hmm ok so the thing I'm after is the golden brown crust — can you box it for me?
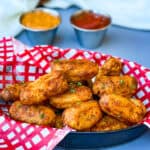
[99,94,146,124]
[51,59,99,82]
[91,115,128,132]
[9,101,56,125]
[49,86,92,109]
[20,71,68,105]
[63,101,102,130]
[93,75,137,97]
[0,82,28,102]
[96,57,123,79]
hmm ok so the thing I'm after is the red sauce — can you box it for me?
[71,11,111,30]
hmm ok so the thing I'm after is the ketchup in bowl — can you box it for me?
[71,10,111,30]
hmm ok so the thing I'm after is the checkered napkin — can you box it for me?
[0,37,150,150]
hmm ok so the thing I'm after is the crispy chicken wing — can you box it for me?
[99,94,146,124]
[93,75,137,97]
[49,85,92,109]
[63,101,102,130]
[91,115,128,132]
[51,59,99,82]
[96,57,123,80]
[9,101,56,125]
[20,71,68,105]
[0,82,27,102]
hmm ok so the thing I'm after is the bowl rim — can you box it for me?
[70,9,112,32]
[69,123,147,134]
[19,7,61,32]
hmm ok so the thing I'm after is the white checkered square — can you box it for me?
[16,146,24,150]
[20,134,26,140]
[32,135,41,144]
[5,75,12,81]
[34,54,41,60]
[21,123,29,128]
[64,49,76,58]
[7,132,15,140]
[0,116,5,124]
[27,127,34,135]
[29,66,36,73]
[40,128,50,138]
[139,77,146,85]
[28,76,35,81]
[51,51,59,57]
[11,139,19,145]
[135,69,140,75]
[137,90,145,98]
[40,60,47,68]
[15,127,21,133]
[40,145,47,150]
[143,99,149,105]
[25,141,32,149]
[16,66,25,72]
[146,72,150,80]
[123,65,130,73]
[2,124,9,132]
[145,86,150,93]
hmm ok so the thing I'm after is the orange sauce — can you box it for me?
[21,10,60,30]
[71,11,111,30]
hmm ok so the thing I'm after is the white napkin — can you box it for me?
[0,0,39,38]
[45,0,150,30]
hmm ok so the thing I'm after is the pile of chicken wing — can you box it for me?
[0,58,146,132]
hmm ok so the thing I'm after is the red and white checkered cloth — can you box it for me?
[0,37,150,150]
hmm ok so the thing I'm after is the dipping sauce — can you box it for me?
[21,10,60,30]
[71,11,111,30]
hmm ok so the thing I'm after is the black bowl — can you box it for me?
[57,124,147,149]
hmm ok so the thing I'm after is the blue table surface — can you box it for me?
[16,6,150,150]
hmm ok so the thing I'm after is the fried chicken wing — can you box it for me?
[91,115,128,132]
[63,101,102,130]
[96,57,123,80]
[99,94,146,124]
[93,75,137,97]
[20,71,68,105]
[9,101,56,125]
[49,85,92,109]
[51,59,99,82]
[0,82,27,102]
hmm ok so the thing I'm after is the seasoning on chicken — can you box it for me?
[99,94,146,124]
[9,101,56,125]
[20,71,68,105]
[63,101,102,130]
[93,75,137,98]
[51,59,99,82]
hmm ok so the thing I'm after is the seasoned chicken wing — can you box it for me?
[93,75,137,97]
[51,59,99,82]
[91,115,128,132]
[63,101,102,130]
[49,85,92,109]
[20,71,68,105]
[0,82,27,102]
[99,94,146,124]
[96,57,123,80]
[9,101,56,125]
